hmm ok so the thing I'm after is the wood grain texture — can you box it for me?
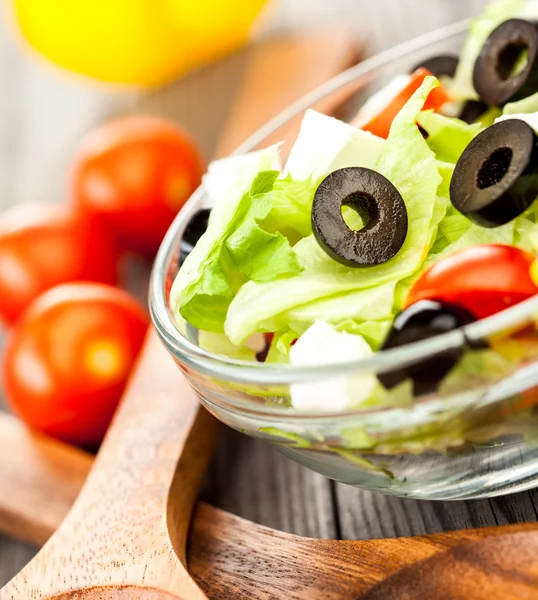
[0,414,92,547]
[359,532,538,599]
[2,414,538,599]
[1,334,217,599]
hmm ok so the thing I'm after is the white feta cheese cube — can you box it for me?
[285,110,385,181]
[289,321,377,412]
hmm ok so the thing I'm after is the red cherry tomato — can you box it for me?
[71,116,205,256]
[405,244,538,319]
[356,68,451,139]
[0,204,118,325]
[3,283,148,449]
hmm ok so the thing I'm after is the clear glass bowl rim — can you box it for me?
[150,18,538,391]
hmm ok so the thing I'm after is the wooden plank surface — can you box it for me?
[6,0,532,587]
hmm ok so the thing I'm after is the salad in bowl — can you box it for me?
[152,0,538,499]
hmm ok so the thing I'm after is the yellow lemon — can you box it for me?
[12,0,268,86]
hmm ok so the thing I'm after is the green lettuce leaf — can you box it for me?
[198,331,258,361]
[450,0,538,101]
[225,78,442,344]
[265,330,299,363]
[504,91,538,114]
[225,170,301,281]
[259,174,319,242]
[335,319,393,350]
[475,106,503,127]
[417,110,482,163]
[171,147,302,333]
[286,281,396,327]
[426,204,515,264]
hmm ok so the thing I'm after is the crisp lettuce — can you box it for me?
[171,147,302,332]
[198,331,258,361]
[225,171,301,282]
[504,91,538,114]
[265,330,299,363]
[259,174,319,242]
[426,204,515,264]
[475,106,503,127]
[417,110,482,163]
[335,319,393,350]
[225,78,442,344]
[450,0,538,101]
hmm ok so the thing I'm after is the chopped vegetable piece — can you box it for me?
[311,167,408,267]
[289,321,376,412]
[473,19,538,106]
[286,109,385,180]
[224,77,441,345]
[406,244,538,319]
[450,0,538,101]
[450,119,538,227]
[359,68,451,138]
[379,300,476,395]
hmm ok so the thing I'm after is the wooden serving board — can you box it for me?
[1,30,538,600]
[1,351,538,600]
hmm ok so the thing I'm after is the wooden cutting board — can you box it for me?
[1,30,538,600]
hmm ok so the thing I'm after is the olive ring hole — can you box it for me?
[496,41,529,80]
[341,193,379,232]
[476,146,513,189]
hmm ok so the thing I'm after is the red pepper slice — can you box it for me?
[357,68,451,139]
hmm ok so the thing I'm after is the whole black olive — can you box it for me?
[378,300,476,395]
[180,209,210,264]
[311,167,408,267]
[473,19,538,106]
[450,119,538,227]
[412,54,459,79]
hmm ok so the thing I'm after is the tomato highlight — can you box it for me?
[3,283,148,449]
[0,205,118,325]
[405,244,538,320]
[71,116,204,256]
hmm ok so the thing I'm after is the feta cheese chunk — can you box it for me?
[202,144,282,208]
[289,321,377,412]
[285,110,385,181]
[495,112,538,132]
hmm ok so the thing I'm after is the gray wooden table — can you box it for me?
[4,0,536,586]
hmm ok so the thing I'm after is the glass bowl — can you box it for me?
[150,20,538,500]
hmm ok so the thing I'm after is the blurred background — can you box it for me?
[0,0,487,207]
[0,0,490,584]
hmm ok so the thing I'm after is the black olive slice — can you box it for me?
[311,167,408,267]
[473,19,538,106]
[180,208,210,263]
[459,100,489,124]
[378,300,476,395]
[450,119,538,227]
[411,54,459,79]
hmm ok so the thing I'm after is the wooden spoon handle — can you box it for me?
[1,332,217,599]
